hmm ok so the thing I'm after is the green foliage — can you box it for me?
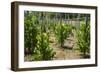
[24,11,55,61]
[24,11,91,61]
[24,11,38,54]
[33,33,56,61]
[55,24,72,47]
[76,23,90,57]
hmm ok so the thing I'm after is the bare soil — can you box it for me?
[49,31,83,60]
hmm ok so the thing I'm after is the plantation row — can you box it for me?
[24,11,90,61]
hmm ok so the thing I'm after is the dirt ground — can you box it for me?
[24,33,82,61]
[49,31,83,60]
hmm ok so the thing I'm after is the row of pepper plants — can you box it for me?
[24,11,90,60]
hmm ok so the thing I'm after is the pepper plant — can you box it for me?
[24,11,38,55]
[33,32,56,61]
[55,24,72,47]
[76,23,90,57]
